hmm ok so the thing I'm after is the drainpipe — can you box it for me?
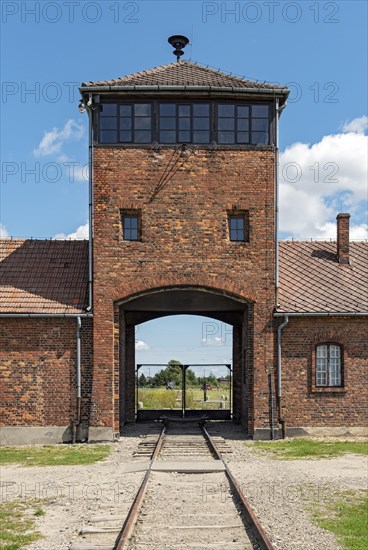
[87,105,93,312]
[277,314,289,438]
[269,369,275,440]
[72,316,82,443]
[274,98,288,306]
[78,92,94,312]
[275,97,280,307]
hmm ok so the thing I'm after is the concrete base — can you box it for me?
[88,426,115,442]
[253,428,273,440]
[253,426,368,440]
[0,425,87,445]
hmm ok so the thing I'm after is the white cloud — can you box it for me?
[0,224,9,238]
[312,222,368,240]
[53,222,89,240]
[34,119,84,158]
[201,336,226,346]
[136,340,149,351]
[280,116,368,239]
[342,115,368,135]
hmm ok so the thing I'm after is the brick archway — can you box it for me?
[116,285,253,433]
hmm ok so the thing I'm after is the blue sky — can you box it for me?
[1,0,367,364]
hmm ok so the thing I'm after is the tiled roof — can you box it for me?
[278,241,368,313]
[0,240,89,314]
[81,60,288,93]
[1,239,366,315]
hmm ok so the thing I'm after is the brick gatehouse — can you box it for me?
[1,58,367,444]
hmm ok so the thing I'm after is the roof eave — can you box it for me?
[80,84,289,103]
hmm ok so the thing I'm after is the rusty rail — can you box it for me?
[201,424,275,550]
[115,420,274,550]
[114,423,166,549]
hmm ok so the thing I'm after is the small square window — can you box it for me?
[228,212,248,242]
[121,210,141,241]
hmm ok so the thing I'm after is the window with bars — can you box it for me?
[228,212,248,242]
[316,344,342,387]
[121,210,141,241]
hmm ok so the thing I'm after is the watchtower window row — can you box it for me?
[98,101,271,146]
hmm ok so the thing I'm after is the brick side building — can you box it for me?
[0,60,367,444]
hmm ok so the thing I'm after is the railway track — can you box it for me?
[70,420,274,550]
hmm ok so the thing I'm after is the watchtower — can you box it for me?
[79,43,289,441]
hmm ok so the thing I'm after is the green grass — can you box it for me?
[312,491,368,549]
[0,501,42,549]
[137,387,231,410]
[0,444,111,467]
[250,439,368,459]
[138,388,179,409]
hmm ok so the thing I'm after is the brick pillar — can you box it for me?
[125,324,136,422]
[242,307,253,434]
[232,324,242,422]
[337,213,350,265]
[252,304,275,439]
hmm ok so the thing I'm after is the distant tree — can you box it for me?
[150,360,183,388]
[197,372,218,387]
[186,368,197,386]
[138,373,148,387]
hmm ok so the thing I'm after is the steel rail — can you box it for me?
[201,424,275,550]
[114,423,166,549]
[115,420,274,550]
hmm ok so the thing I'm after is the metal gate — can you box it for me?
[136,363,232,421]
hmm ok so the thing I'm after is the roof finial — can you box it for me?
[168,35,189,62]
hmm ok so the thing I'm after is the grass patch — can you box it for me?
[250,439,368,459]
[0,444,111,467]
[138,388,178,409]
[312,491,368,549]
[0,501,42,549]
[137,387,231,410]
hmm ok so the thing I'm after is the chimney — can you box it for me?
[336,213,350,265]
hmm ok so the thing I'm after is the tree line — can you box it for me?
[137,360,230,389]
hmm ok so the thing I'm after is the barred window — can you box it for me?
[316,344,342,387]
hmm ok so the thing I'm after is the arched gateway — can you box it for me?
[117,286,250,427]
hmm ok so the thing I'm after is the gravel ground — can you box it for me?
[1,422,366,549]
[209,422,368,550]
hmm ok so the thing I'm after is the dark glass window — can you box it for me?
[121,211,141,241]
[100,103,152,144]
[98,101,271,146]
[228,213,248,242]
[159,103,210,144]
[316,344,342,387]
[217,103,268,145]
[99,103,118,143]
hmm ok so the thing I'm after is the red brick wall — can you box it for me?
[92,147,276,434]
[0,318,93,427]
[280,317,368,427]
